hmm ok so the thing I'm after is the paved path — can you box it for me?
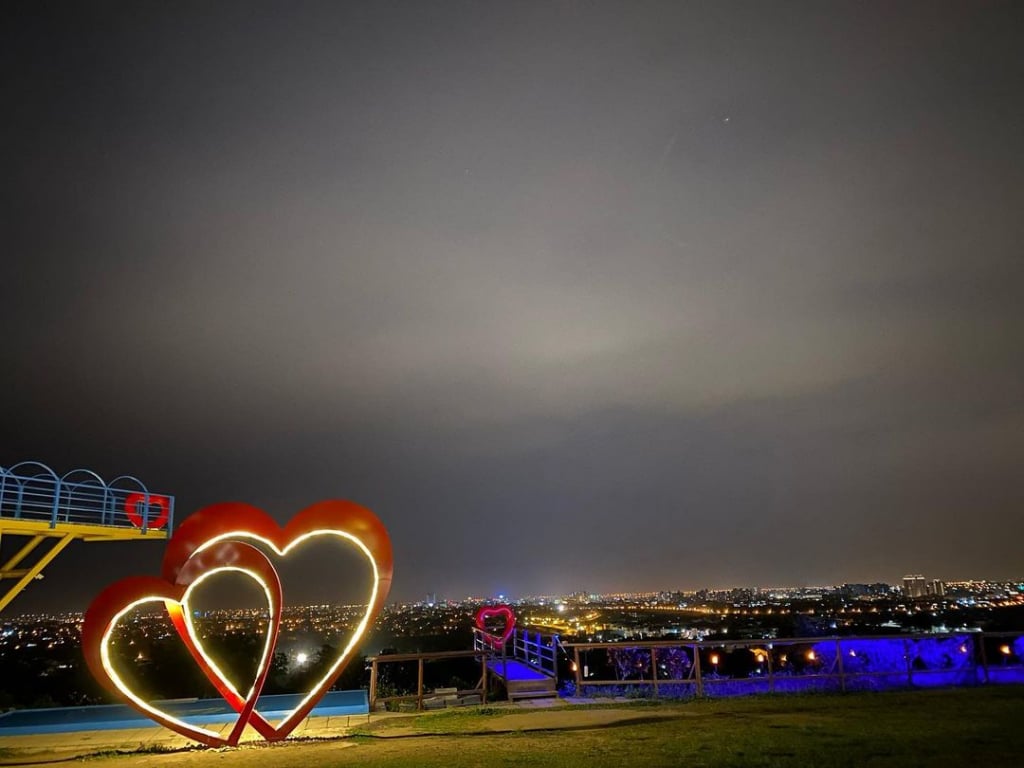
[0,700,646,765]
[0,712,378,764]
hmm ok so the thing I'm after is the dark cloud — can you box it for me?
[2,1,1022,611]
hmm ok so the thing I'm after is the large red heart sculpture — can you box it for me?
[475,605,516,649]
[82,541,282,747]
[82,499,393,746]
[159,499,393,741]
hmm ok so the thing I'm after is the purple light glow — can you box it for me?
[488,659,550,682]
[568,635,1024,700]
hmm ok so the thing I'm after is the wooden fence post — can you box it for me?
[903,637,913,687]
[481,652,489,704]
[574,646,582,692]
[693,644,704,697]
[835,638,846,692]
[978,634,990,684]
[417,658,425,710]
[369,658,378,710]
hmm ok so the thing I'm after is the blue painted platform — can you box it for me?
[487,659,551,682]
[0,690,368,736]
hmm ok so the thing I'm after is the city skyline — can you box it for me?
[3,1,1023,613]
[4,549,1023,615]
[6,575,1023,620]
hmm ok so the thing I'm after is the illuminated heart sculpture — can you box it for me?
[475,604,516,648]
[160,499,393,741]
[82,541,282,747]
[83,499,393,746]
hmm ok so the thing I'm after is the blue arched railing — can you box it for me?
[0,462,174,534]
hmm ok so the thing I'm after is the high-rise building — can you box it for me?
[902,575,945,599]
[903,575,928,599]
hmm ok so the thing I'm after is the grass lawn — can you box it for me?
[346,688,1023,767]
[8,686,1023,767]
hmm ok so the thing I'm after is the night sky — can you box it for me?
[3,1,1023,613]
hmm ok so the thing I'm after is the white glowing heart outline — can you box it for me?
[98,565,278,744]
[184,529,380,734]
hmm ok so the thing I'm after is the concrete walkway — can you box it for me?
[0,699,641,765]
[0,712,378,764]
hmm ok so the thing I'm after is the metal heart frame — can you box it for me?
[475,604,516,648]
[81,541,282,747]
[124,492,171,529]
[82,499,393,746]
[159,499,393,741]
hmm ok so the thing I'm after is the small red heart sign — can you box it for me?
[475,604,516,648]
[124,492,171,529]
[82,499,394,746]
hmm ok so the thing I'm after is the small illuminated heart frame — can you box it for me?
[475,604,516,648]
[82,541,282,747]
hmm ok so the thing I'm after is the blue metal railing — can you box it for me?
[0,462,174,533]
[473,627,559,678]
[513,628,559,678]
